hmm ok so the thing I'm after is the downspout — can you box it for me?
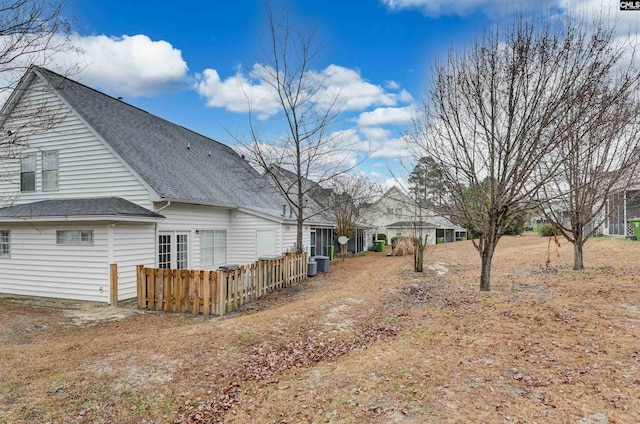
[156,200,171,214]
[154,200,171,267]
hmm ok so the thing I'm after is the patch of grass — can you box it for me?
[131,401,148,415]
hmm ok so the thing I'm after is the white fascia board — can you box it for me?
[0,215,163,223]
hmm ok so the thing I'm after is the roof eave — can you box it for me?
[0,215,164,223]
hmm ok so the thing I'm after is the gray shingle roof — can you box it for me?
[266,165,336,225]
[0,197,163,219]
[386,220,437,228]
[34,67,287,217]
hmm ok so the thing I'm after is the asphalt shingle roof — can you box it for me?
[34,67,287,217]
[386,220,437,228]
[0,197,163,218]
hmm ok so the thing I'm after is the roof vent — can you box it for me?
[187,142,191,150]
[117,96,123,101]
[208,151,211,157]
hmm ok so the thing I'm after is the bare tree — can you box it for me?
[329,174,379,260]
[541,32,640,270]
[410,15,620,291]
[0,0,74,206]
[245,1,360,254]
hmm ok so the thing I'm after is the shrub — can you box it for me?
[504,214,526,235]
[539,224,559,237]
[390,236,405,249]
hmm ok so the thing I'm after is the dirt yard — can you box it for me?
[1,232,639,423]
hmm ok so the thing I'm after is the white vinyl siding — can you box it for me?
[0,76,152,208]
[0,230,9,257]
[112,223,155,301]
[0,223,109,302]
[42,151,59,191]
[200,230,226,267]
[228,211,284,265]
[281,224,310,254]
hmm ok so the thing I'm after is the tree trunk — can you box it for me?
[415,246,423,272]
[296,215,304,254]
[573,239,584,270]
[479,237,497,291]
[414,237,425,272]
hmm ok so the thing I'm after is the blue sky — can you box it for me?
[47,0,640,188]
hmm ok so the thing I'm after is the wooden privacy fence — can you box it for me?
[137,253,307,316]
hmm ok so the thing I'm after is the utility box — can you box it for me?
[218,264,239,271]
[324,245,335,260]
[629,218,640,240]
[307,260,317,277]
[315,255,330,272]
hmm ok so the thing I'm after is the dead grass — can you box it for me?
[1,232,639,423]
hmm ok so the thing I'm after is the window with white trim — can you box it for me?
[20,153,36,192]
[0,230,9,257]
[158,234,171,269]
[176,234,188,269]
[42,151,58,191]
[56,230,93,245]
[200,230,226,267]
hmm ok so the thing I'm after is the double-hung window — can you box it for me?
[0,230,9,257]
[42,151,59,191]
[200,230,226,267]
[20,153,36,192]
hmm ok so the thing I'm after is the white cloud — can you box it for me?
[385,80,400,90]
[382,0,640,34]
[369,137,412,159]
[195,65,280,118]
[64,34,189,97]
[384,177,406,190]
[357,105,415,127]
[561,0,640,36]
[382,0,519,17]
[310,65,411,111]
[0,33,189,102]
[196,63,412,118]
[359,127,412,159]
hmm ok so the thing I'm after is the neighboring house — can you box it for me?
[360,186,467,244]
[606,184,640,237]
[0,66,308,303]
[265,165,372,255]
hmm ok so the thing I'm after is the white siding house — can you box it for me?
[360,187,467,245]
[0,66,305,303]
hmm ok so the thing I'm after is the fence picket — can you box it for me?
[137,253,308,315]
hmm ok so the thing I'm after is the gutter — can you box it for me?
[156,200,171,213]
